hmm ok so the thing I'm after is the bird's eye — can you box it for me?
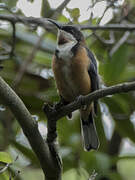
[58,38,68,45]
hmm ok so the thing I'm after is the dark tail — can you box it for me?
[81,112,99,151]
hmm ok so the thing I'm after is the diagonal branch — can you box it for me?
[43,81,135,148]
[51,0,71,19]
[0,76,62,180]
[44,81,135,121]
[0,163,11,174]
[109,31,130,56]
[55,0,71,13]
[10,22,16,57]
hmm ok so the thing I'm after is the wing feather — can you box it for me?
[86,47,99,114]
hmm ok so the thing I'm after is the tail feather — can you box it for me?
[81,112,99,151]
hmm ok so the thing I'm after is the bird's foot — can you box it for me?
[54,101,63,111]
[54,101,72,119]
[75,95,87,110]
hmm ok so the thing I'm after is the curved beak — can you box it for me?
[48,19,62,29]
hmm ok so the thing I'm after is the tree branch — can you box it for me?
[0,14,51,29]
[0,163,11,174]
[80,24,135,31]
[51,0,71,19]
[1,14,135,31]
[92,31,115,45]
[1,14,135,179]
[0,76,61,180]
[110,31,130,56]
[10,22,16,57]
[43,81,135,147]
[44,81,135,121]
[56,0,71,12]
[1,71,135,178]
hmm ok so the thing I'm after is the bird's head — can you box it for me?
[48,19,85,60]
[48,19,84,46]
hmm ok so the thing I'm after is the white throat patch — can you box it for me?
[56,30,77,60]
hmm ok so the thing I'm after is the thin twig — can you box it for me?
[80,24,135,31]
[110,31,130,56]
[1,14,135,32]
[0,163,11,174]
[97,1,113,25]
[51,0,71,19]
[55,0,71,13]
[12,32,45,89]
[92,31,115,45]
[10,22,16,57]
[87,0,103,10]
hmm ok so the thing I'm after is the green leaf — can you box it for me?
[5,0,17,8]
[63,168,89,180]
[109,172,123,180]
[81,151,111,174]
[21,168,44,180]
[118,159,135,180]
[103,95,135,142]
[0,172,9,180]
[115,118,135,143]
[101,45,129,84]
[11,140,40,167]
[120,66,135,81]
[92,17,99,25]
[66,8,80,22]
[58,15,69,23]
[0,152,12,164]
[112,155,135,164]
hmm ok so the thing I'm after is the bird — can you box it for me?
[48,19,100,151]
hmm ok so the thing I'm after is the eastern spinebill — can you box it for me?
[48,19,100,151]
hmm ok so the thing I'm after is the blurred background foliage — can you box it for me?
[0,0,135,179]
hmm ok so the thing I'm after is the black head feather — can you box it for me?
[61,25,84,42]
[48,19,84,42]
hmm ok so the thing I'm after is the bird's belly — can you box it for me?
[56,65,77,101]
[55,64,91,102]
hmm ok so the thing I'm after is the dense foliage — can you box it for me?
[0,0,135,179]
